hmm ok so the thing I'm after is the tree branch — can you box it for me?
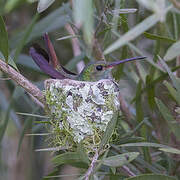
[84,149,99,180]
[169,0,180,10]
[0,59,45,106]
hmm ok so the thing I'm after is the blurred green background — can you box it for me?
[0,0,180,179]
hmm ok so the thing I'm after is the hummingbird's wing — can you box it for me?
[32,43,50,62]
[29,46,66,79]
[43,33,77,76]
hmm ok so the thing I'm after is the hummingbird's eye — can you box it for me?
[96,65,103,71]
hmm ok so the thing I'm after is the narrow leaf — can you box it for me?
[99,112,118,150]
[0,16,9,63]
[73,0,93,45]
[4,0,22,13]
[144,32,176,43]
[158,56,180,93]
[111,9,137,14]
[146,75,156,109]
[102,152,139,167]
[14,13,39,62]
[136,80,144,123]
[120,142,180,154]
[164,81,180,105]
[52,152,89,168]
[104,14,159,55]
[57,35,80,41]
[164,40,180,61]
[37,0,55,13]
[125,174,176,180]
[155,98,180,141]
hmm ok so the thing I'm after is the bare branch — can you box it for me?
[0,59,45,106]
[169,0,180,10]
[84,149,99,180]
[65,23,85,74]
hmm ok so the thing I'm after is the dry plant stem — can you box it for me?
[92,37,105,60]
[0,59,45,105]
[169,0,180,9]
[65,23,85,73]
[85,149,99,180]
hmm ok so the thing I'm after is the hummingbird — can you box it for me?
[29,33,146,82]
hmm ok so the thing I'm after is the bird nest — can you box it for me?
[45,79,120,151]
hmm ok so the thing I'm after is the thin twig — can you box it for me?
[92,37,105,60]
[169,0,180,10]
[65,23,85,73]
[84,149,99,180]
[0,59,45,105]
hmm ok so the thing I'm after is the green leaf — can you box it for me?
[146,75,156,109]
[4,0,22,13]
[164,40,180,61]
[101,152,139,167]
[144,32,176,43]
[0,16,9,63]
[99,112,118,150]
[16,112,48,119]
[37,0,55,13]
[159,147,180,154]
[0,102,11,142]
[155,98,180,141]
[120,142,180,154]
[164,81,180,105]
[125,174,177,180]
[77,143,90,165]
[0,87,20,142]
[0,52,18,71]
[73,0,93,45]
[14,13,39,62]
[17,107,39,155]
[104,14,159,55]
[52,152,89,168]
[0,90,21,129]
[57,35,80,41]
[158,56,180,93]
[135,80,144,123]
[131,66,180,103]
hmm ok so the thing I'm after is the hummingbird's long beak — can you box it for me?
[107,56,146,68]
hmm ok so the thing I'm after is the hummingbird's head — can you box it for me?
[79,56,146,82]
[79,61,111,81]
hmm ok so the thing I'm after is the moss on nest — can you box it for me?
[45,79,120,152]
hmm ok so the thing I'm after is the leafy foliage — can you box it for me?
[0,0,180,179]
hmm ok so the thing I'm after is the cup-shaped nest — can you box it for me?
[45,79,120,151]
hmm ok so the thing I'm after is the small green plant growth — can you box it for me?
[0,0,179,180]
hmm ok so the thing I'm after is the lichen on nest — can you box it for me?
[45,79,120,150]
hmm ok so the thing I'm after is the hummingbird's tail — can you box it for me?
[29,33,77,79]
[29,46,66,79]
[43,33,77,76]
